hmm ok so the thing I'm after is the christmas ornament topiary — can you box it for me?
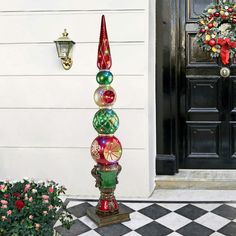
[87,15,130,227]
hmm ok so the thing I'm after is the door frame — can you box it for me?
[156,0,180,174]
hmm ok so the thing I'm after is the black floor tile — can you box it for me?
[55,219,90,236]
[212,204,236,220]
[119,203,135,214]
[138,204,171,220]
[136,221,173,236]
[95,223,131,236]
[218,222,236,236]
[175,204,208,220]
[177,222,214,236]
[67,202,92,218]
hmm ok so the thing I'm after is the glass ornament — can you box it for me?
[96,71,113,85]
[93,109,119,134]
[90,136,122,165]
[97,15,112,70]
[94,86,116,107]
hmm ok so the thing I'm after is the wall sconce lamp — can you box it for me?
[54,29,75,70]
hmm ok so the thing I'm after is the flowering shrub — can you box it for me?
[0,179,73,235]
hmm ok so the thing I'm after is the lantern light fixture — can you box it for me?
[54,29,75,70]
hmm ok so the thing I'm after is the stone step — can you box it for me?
[155,170,236,190]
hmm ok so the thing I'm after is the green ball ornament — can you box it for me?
[96,71,113,85]
[93,109,119,134]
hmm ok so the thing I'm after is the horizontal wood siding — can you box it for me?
[0,43,144,75]
[0,0,145,12]
[0,12,145,43]
[0,76,144,108]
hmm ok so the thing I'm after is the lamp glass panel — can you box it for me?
[59,42,70,58]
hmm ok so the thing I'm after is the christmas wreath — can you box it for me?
[196,0,236,65]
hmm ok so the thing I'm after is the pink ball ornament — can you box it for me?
[94,86,116,107]
[90,136,122,165]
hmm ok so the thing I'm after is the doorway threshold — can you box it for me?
[155,169,236,190]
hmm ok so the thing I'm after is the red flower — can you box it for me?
[13,192,21,198]
[48,187,54,193]
[15,200,25,211]
[3,194,9,199]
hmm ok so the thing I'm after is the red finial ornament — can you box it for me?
[97,15,112,70]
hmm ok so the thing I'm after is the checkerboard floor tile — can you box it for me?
[54,200,236,236]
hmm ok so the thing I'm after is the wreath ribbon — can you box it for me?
[217,38,236,65]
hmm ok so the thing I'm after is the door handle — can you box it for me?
[220,67,231,78]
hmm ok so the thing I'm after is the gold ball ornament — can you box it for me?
[220,10,225,15]
[208,9,213,14]
[234,4,236,9]
[212,47,217,52]
[200,19,205,25]
[205,35,211,41]
[213,22,218,27]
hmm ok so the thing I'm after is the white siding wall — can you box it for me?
[0,0,155,198]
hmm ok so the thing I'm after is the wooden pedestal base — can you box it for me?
[87,204,130,227]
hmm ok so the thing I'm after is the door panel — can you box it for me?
[187,123,220,158]
[187,33,214,66]
[187,0,213,22]
[187,79,219,109]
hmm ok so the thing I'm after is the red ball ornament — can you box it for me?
[91,136,122,165]
[209,39,216,47]
[214,12,220,17]
[208,15,213,20]
[233,18,236,24]
[208,23,213,28]
[228,8,233,13]
[204,40,209,44]
[103,90,115,104]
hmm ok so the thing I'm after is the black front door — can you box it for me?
[179,0,236,169]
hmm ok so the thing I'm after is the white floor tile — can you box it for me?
[88,201,97,207]
[54,219,62,228]
[123,232,142,236]
[156,212,191,231]
[195,212,230,231]
[122,211,153,230]
[66,201,85,209]
[167,233,183,236]
[192,203,220,211]
[122,202,152,211]
[226,203,236,208]
[79,216,97,230]
[158,203,187,211]
[210,233,225,236]
[79,230,100,236]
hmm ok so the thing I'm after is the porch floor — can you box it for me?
[54,190,236,236]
